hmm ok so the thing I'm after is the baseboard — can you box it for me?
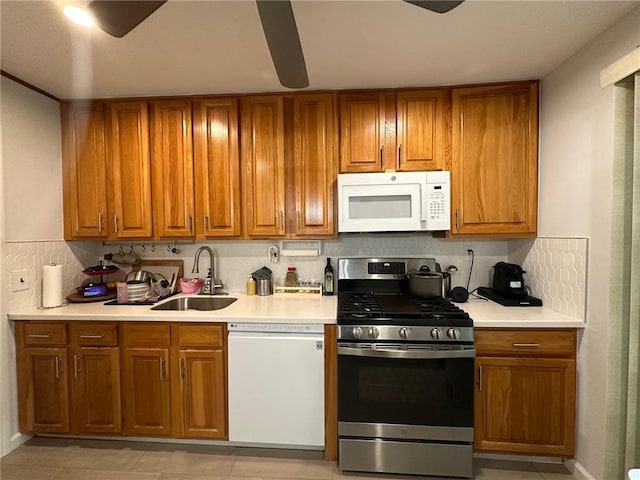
[565,459,597,480]
[2,432,31,457]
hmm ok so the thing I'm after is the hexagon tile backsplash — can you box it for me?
[3,241,99,310]
[510,237,588,320]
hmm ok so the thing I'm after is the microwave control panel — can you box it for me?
[423,181,450,230]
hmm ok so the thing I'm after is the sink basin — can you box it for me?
[151,296,237,311]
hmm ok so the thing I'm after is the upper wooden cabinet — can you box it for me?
[450,82,538,237]
[151,100,195,238]
[106,101,153,239]
[61,102,108,239]
[194,97,242,238]
[291,93,337,237]
[241,96,287,237]
[339,89,447,173]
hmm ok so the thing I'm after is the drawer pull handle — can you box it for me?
[79,335,103,339]
[28,334,51,338]
[513,343,541,348]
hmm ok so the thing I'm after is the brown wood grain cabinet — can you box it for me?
[61,102,109,239]
[69,323,122,434]
[172,324,227,439]
[291,93,337,237]
[106,101,153,239]
[241,95,287,237]
[151,100,195,238]
[474,328,576,456]
[339,89,447,173]
[193,97,242,238]
[450,82,538,237]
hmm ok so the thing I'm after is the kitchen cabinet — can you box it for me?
[171,324,227,439]
[16,322,70,433]
[474,328,576,456]
[193,97,242,238]
[70,323,122,434]
[338,89,447,173]
[106,101,153,239]
[450,82,538,237]
[151,100,195,238]
[122,323,172,436]
[290,93,337,237]
[61,102,108,239]
[241,95,286,237]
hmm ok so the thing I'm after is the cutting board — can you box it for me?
[132,260,184,293]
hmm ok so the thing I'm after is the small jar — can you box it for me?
[285,267,298,287]
[116,282,128,304]
[246,276,256,296]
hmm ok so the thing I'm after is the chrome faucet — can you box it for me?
[191,246,222,295]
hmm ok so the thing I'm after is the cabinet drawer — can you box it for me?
[475,329,576,357]
[24,323,67,346]
[123,324,171,347]
[176,325,224,348]
[71,323,118,346]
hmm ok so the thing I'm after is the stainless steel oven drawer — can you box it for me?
[339,438,473,478]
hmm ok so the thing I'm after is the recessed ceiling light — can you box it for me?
[63,5,95,27]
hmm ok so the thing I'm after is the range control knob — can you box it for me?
[430,328,442,340]
[352,326,363,339]
[398,327,408,339]
[368,327,380,339]
[447,328,461,340]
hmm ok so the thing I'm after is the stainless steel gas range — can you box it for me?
[337,257,475,479]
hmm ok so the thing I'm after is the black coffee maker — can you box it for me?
[492,262,527,298]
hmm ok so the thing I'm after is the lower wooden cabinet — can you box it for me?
[16,321,228,441]
[474,329,576,456]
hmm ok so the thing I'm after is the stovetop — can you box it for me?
[337,292,472,327]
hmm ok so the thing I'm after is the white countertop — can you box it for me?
[7,292,585,328]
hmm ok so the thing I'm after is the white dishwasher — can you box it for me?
[227,323,325,448]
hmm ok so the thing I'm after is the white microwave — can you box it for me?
[337,171,450,233]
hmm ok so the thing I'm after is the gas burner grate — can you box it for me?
[338,293,382,318]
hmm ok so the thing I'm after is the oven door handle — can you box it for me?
[338,346,476,359]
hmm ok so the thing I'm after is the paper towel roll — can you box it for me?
[42,264,63,308]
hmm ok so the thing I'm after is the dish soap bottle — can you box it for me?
[285,267,298,287]
[324,258,334,296]
[246,276,256,296]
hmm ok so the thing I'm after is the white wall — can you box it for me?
[539,7,640,479]
[0,76,66,455]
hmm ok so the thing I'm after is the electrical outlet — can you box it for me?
[268,245,280,264]
[11,269,30,292]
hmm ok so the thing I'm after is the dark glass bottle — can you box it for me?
[324,257,334,296]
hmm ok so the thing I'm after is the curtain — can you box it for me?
[604,71,640,479]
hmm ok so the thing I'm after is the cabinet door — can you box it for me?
[151,100,195,238]
[241,96,286,237]
[194,97,241,238]
[339,92,386,173]
[451,83,538,236]
[71,347,122,434]
[178,350,226,439]
[396,90,448,171]
[107,101,153,238]
[61,102,108,239]
[23,348,70,433]
[292,94,337,237]
[122,348,171,436]
[475,356,575,456]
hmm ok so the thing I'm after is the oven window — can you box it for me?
[338,353,473,428]
[348,195,412,219]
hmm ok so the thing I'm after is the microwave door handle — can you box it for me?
[338,345,476,359]
[420,183,429,223]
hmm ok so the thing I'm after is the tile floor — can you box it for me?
[0,438,577,480]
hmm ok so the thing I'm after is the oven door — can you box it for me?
[338,343,474,434]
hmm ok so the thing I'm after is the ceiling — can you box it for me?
[1,0,638,100]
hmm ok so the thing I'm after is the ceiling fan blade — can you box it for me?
[89,1,167,38]
[256,0,309,89]
[404,1,464,14]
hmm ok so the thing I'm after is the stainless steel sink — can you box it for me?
[151,296,237,311]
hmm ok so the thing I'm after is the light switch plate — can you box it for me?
[11,269,30,292]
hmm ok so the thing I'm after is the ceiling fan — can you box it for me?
[87,0,464,89]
